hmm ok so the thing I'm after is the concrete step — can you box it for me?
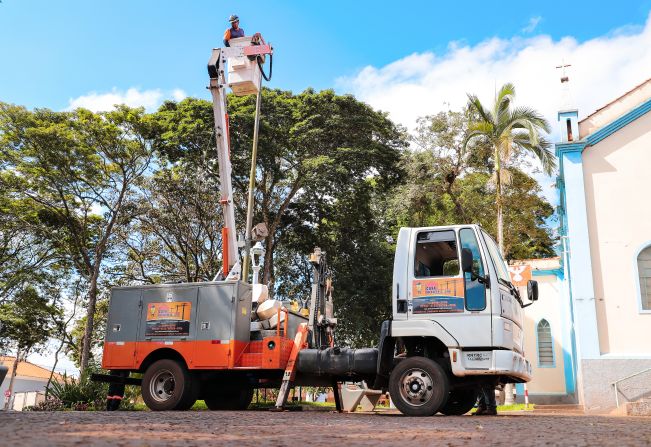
[625,400,651,416]
[534,404,584,414]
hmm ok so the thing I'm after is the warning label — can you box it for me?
[145,302,191,336]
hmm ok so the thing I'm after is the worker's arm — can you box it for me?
[223,28,231,47]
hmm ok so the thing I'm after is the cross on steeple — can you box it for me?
[555,58,577,142]
[556,60,572,83]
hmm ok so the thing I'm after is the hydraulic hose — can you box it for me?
[257,53,273,82]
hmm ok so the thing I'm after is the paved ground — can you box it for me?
[2,410,650,446]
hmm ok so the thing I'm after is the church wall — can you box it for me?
[582,110,651,355]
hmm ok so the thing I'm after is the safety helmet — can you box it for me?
[229,14,239,23]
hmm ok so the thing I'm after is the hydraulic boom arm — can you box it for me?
[208,48,240,277]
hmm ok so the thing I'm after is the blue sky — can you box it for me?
[1,0,651,111]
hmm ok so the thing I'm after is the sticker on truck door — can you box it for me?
[412,279,464,313]
[145,302,191,336]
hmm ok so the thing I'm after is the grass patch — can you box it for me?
[469,403,535,413]
[497,403,535,412]
[249,400,335,410]
[131,400,336,411]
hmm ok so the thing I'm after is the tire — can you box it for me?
[204,387,254,410]
[388,356,450,416]
[141,359,198,411]
[439,388,479,415]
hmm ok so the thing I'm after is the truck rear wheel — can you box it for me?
[141,359,198,411]
[204,387,254,410]
[389,356,449,416]
[439,388,479,415]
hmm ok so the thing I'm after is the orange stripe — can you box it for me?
[102,339,295,371]
[222,227,229,275]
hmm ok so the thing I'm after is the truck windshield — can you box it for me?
[481,231,512,285]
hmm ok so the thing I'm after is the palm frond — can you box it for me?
[508,106,551,133]
[466,93,494,125]
[463,124,494,150]
[514,138,556,175]
[467,121,494,135]
[494,83,516,123]
[522,137,556,175]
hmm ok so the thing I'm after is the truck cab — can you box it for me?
[376,224,537,415]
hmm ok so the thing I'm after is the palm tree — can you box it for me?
[465,83,555,255]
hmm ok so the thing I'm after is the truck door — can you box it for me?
[104,288,143,368]
[408,228,492,347]
[480,230,524,353]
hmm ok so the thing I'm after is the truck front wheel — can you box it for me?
[439,388,479,415]
[141,359,198,411]
[389,356,449,416]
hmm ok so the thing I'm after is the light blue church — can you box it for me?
[524,76,651,413]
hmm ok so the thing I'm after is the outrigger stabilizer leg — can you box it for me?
[332,380,343,412]
[274,323,309,410]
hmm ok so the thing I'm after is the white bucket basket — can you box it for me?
[227,37,262,96]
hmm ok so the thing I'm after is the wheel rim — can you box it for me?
[399,367,434,407]
[149,369,175,403]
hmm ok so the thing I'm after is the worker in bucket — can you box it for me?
[474,383,498,416]
[223,14,245,47]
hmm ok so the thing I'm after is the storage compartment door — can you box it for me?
[193,284,237,367]
[104,289,142,368]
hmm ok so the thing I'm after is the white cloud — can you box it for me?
[522,16,542,34]
[67,87,187,112]
[338,15,651,134]
[337,13,651,204]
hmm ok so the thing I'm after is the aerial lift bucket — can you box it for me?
[227,37,263,96]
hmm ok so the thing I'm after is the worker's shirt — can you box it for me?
[223,27,245,47]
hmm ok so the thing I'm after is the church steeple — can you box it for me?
[556,61,578,143]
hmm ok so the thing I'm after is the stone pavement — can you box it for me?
[1,410,650,446]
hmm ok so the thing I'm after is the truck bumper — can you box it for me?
[448,348,532,382]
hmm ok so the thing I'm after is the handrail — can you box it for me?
[276,307,289,337]
[611,367,651,408]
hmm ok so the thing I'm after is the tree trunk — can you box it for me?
[444,175,465,222]
[262,234,273,286]
[494,147,513,403]
[494,146,505,255]
[267,251,275,297]
[496,201,504,253]
[4,348,21,410]
[46,335,65,399]
[80,273,99,375]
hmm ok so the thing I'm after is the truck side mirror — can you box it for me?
[461,248,473,273]
[527,280,539,301]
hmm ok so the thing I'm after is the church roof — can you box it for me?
[0,356,65,381]
[579,77,651,139]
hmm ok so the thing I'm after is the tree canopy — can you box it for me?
[0,84,557,357]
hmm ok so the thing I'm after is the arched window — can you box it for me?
[638,245,651,311]
[536,319,554,367]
